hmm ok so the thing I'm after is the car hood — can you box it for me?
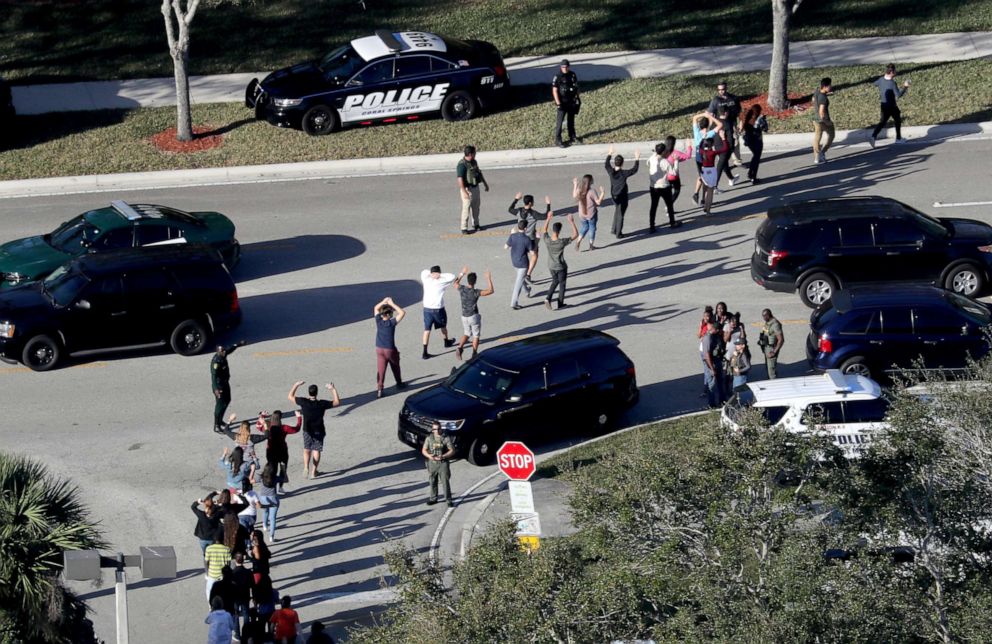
[261,62,333,97]
[405,384,492,420]
[0,281,50,315]
[0,236,71,282]
[941,217,992,243]
[189,211,236,241]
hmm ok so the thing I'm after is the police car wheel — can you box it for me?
[170,319,210,356]
[302,105,338,136]
[466,435,496,466]
[22,334,60,371]
[441,91,478,122]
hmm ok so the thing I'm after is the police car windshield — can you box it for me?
[49,215,99,253]
[318,45,364,82]
[446,360,515,402]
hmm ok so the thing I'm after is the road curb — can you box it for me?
[2,121,990,200]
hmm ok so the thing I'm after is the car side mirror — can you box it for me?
[74,299,91,310]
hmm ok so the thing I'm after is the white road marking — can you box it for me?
[933,200,992,208]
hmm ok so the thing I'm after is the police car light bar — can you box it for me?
[111,200,144,221]
[825,369,852,393]
[375,30,404,52]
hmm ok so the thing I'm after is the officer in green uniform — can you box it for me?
[421,422,455,506]
[759,308,784,379]
[211,340,246,433]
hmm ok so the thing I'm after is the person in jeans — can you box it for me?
[700,321,726,408]
[508,193,551,282]
[505,221,536,309]
[572,174,605,251]
[254,462,283,543]
[812,77,834,164]
[456,145,489,234]
[741,105,769,182]
[541,210,579,310]
[372,296,407,398]
[728,336,751,389]
[605,144,640,238]
[869,64,910,146]
[453,270,495,361]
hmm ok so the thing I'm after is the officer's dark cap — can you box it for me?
[560,59,570,67]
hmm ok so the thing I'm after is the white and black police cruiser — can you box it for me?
[246,30,510,136]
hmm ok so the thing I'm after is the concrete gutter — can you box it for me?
[1,121,990,200]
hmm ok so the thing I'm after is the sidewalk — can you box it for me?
[10,31,992,115]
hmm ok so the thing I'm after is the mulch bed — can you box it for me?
[741,91,813,119]
[148,126,224,153]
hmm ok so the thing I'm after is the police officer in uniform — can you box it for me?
[552,59,580,148]
[421,422,455,506]
[759,308,784,379]
[211,340,246,433]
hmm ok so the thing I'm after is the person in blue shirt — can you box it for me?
[869,63,910,146]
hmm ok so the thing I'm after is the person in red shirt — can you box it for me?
[269,595,300,644]
[698,132,729,215]
[257,410,301,494]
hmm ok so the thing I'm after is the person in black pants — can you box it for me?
[541,211,579,310]
[605,145,640,239]
[552,60,580,148]
[741,104,768,183]
[869,63,910,146]
[705,81,742,189]
[211,340,246,433]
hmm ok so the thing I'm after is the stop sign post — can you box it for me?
[497,441,536,480]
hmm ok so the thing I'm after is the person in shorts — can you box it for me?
[287,381,340,479]
[453,269,494,361]
[420,264,462,359]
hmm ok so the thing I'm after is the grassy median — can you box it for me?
[1,59,990,181]
[2,0,990,82]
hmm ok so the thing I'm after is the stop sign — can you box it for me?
[496,441,536,481]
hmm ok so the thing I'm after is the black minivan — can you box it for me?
[751,196,992,308]
[397,329,639,465]
[0,245,241,370]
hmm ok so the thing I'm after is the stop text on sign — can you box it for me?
[496,441,536,481]
[499,453,533,469]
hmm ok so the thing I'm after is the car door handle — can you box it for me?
[869,340,884,345]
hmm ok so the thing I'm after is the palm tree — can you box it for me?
[0,452,106,643]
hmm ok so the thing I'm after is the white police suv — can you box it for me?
[721,370,890,458]
[246,30,511,135]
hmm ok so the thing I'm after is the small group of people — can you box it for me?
[698,303,784,408]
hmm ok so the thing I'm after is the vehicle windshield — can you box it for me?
[445,360,516,402]
[946,291,992,325]
[903,205,949,238]
[49,215,99,253]
[318,45,365,82]
[43,266,87,307]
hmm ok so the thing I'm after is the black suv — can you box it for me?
[751,196,992,308]
[0,246,241,371]
[397,329,639,465]
[806,284,992,379]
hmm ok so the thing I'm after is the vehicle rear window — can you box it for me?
[874,220,925,246]
[837,222,875,247]
[946,291,992,325]
[811,298,838,329]
[881,308,913,334]
[838,310,878,335]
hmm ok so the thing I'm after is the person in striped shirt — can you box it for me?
[204,535,231,601]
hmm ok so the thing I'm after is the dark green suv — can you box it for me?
[0,200,240,288]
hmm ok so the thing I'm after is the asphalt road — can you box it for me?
[1,134,990,642]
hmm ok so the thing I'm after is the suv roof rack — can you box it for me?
[375,30,404,52]
[110,200,144,221]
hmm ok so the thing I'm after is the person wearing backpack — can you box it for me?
[741,104,769,183]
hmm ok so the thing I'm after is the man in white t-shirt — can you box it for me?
[235,490,261,533]
[421,264,467,359]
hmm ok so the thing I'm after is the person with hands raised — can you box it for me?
[373,296,407,398]
[453,268,495,361]
[541,209,579,310]
[288,380,340,479]
[572,174,605,251]
[605,144,640,239]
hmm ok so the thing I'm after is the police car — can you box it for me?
[246,30,510,135]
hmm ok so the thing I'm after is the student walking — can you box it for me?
[420,265,460,359]
[288,381,341,479]
[542,210,579,310]
[742,105,769,182]
[552,59,580,147]
[813,78,834,163]
[204,535,231,600]
[698,133,729,215]
[605,145,640,239]
[663,135,693,206]
[249,530,270,585]
[706,80,743,183]
[456,145,489,234]
[422,422,456,507]
[691,114,720,205]
[508,193,550,282]
[206,595,237,644]
[648,141,685,230]
[258,410,300,494]
[218,447,253,494]
[192,495,222,555]
[572,175,605,251]
[505,221,536,309]
[270,596,301,644]
[869,64,910,146]
[372,296,407,398]
[254,462,283,543]
[453,270,494,360]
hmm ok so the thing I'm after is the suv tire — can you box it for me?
[302,104,339,136]
[22,334,60,371]
[170,319,210,356]
[441,91,478,122]
[467,435,497,466]
[839,356,871,378]
[944,263,984,297]
[799,272,837,308]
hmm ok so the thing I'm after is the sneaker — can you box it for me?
[376,389,383,399]
[512,304,522,310]
[813,155,823,164]
[894,138,907,144]
[691,193,699,205]
[474,224,481,231]
[395,381,408,390]
[671,221,683,229]
[460,229,469,235]
[443,338,456,348]
[544,300,552,310]
[556,141,566,148]
[269,536,277,544]
[426,498,437,506]
[818,152,826,163]
[868,136,877,149]
[751,177,762,185]
[558,303,570,309]
[728,174,740,186]
[422,350,429,360]
[714,188,722,195]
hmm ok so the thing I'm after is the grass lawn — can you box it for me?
[1,59,990,181]
[1,1,991,82]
